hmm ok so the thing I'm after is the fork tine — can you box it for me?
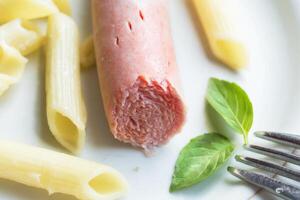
[255,131,300,149]
[235,155,300,182]
[228,167,300,200]
[245,144,300,165]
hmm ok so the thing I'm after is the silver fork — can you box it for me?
[228,131,300,200]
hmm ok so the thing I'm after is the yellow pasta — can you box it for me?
[0,0,59,24]
[80,35,96,69]
[0,42,28,95]
[0,19,44,55]
[0,140,128,200]
[53,0,72,15]
[191,0,247,69]
[46,13,87,153]
[0,75,14,96]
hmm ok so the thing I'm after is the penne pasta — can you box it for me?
[0,75,14,95]
[0,19,44,55]
[0,42,28,95]
[46,13,87,153]
[191,0,247,69]
[80,35,96,69]
[53,0,72,15]
[0,0,59,24]
[0,140,128,200]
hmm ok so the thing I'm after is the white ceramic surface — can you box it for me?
[0,0,299,199]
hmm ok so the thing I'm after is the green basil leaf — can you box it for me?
[206,77,253,144]
[170,133,234,192]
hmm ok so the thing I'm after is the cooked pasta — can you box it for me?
[0,42,28,95]
[46,13,87,153]
[53,0,72,15]
[80,35,96,69]
[0,140,128,200]
[0,0,58,24]
[191,0,247,69]
[0,19,44,55]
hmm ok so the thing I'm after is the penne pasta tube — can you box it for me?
[46,13,87,153]
[0,140,128,200]
[191,0,247,69]
[80,35,96,69]
[0,19,44,55]
[53,0,72,15]
[0,0,59,24]
[0,42,28,95]
[0,75,15,96]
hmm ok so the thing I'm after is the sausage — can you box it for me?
[92,0,185,150]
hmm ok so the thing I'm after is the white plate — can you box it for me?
[0,0,299,199]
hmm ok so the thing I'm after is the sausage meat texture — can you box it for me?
[92,0,186,150]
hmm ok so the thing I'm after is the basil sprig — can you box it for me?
[206,78,253,144]
[170,133,234,192]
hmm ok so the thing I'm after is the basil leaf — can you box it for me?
[206,78,253,144]
[170,133,234,192]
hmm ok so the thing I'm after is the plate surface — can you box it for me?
[0,0,299,200]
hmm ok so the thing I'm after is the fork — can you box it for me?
[228,131,300,200]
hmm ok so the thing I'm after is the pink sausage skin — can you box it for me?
[92,0,185,150]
